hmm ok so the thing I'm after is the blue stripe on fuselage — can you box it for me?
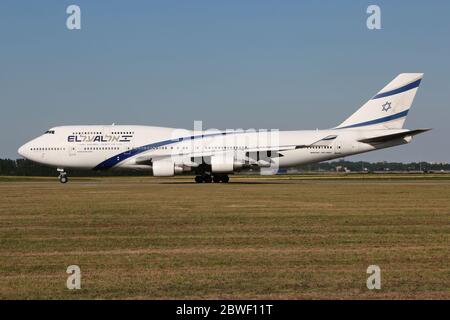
[93,132,225,170]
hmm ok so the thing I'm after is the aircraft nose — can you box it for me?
[18,144,28,158]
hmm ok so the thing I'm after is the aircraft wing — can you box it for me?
[133,134,340,167]
[134,144,298,165]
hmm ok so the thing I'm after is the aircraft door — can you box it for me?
[68,145,76,156]
[124,146,132,156]
[334,140,343,155]
[333,138,358,156]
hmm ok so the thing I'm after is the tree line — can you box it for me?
[1,158,449,176]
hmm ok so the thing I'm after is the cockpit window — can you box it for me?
[45,130,55,134]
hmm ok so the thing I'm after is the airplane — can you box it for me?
[18,73,430,184]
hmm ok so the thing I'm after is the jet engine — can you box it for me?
[152,159,183,176]
[210,154,243,173]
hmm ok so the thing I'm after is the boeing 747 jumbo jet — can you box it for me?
[18,73,429,183]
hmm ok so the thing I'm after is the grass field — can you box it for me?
[0,174,449,299]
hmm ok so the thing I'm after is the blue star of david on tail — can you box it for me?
[381,101,392,112]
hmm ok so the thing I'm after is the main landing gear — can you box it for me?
[195,174,229,183]
[57,169,68,184]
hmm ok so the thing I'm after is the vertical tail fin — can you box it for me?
[336,73,423,129]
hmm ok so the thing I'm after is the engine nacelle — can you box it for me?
[210,154,243,173]
[152,159,183,176]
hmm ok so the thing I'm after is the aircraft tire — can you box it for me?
[59,175,68,184]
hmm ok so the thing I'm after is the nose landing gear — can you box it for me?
[57,169,68,184]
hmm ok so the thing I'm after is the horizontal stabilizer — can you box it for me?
[358,129,431,144]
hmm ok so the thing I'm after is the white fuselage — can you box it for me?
[18,125,411,175]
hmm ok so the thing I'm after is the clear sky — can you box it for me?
[1,0,449,162]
